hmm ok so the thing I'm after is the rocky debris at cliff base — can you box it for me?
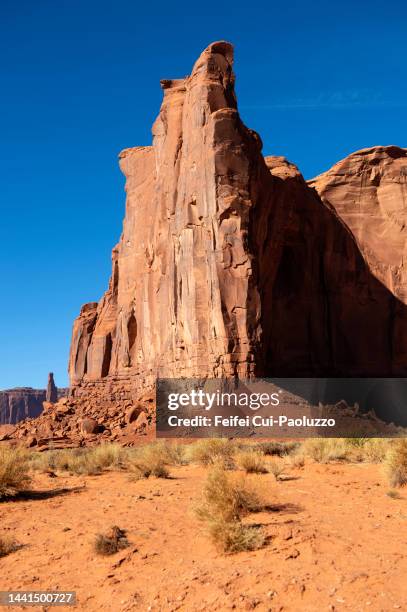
[3,393,155,449]
[2,391,404,449]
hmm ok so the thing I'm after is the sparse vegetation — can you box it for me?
[195,467,263,523]
[194,466,265,553]
[187,438,235,468]
[30,445,126,476]
[237,450,268,474]
[288,452,305,469]
[302,438,349,463]
[0,446,30,499]
[0,536,20,558]
[268,459,286,481]
[383,439,407,487]
[128,443,170,479]
[94,526,129,556]
[206,519,265,553]
[361,438,390,463]
[256,441,299,457]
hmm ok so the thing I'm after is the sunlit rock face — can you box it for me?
[68,42,407,410]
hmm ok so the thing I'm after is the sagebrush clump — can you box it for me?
[0,536,20,558]
[384,439,407,487]
[206,519,265,553]
[94,526,129,556]
[256,441,298,457]
[194,466,265,553]
[187,438,235,468]
[236,450,268,474]
[128,443,171,479]
[302,438,349,463]
[0,446,30,499]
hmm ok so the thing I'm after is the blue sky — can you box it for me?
[0,0,406,389]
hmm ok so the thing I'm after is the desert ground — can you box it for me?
[0,440,407,612]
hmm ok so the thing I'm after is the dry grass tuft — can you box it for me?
[128,443,170,479]
[31,444,126,476]
[0,536,20,558]
[268,459,286,481]
[237,450,268,474]
[361,438,390,463]
[187,438,235,468]
[256,441,299,457]
[195,466,265,553]
[206,519,265,553]
[0,446,31,499]
[302,438,349,463]
[195,466,263,523]
[94,526,129,556]
[288,452,305,469]
[383,439,407,488]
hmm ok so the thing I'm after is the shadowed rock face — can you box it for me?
[68,42,407,400]
[309,146,407,301]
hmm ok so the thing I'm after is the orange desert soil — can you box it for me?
[1,462,406,612]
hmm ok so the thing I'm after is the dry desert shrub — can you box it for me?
[187,438,236,468]
[155,441,187,465]
[0,536,20,558]
[383,439,407,487]
[236,450,268,474]
[32,444,127,476]
[90,444,126,469]
[362,438,390,463]
[302,438,349,463]
[128,443,170,479]
[256,441,299,457]
[288,452,305,469]
[268,459,286,481]
[195,467,265,553]
[94,526,129,556]
[207,519,265,553]
[0,446,31,499]
[195,466,263,523]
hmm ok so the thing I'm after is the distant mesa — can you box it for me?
[0,373,68,425]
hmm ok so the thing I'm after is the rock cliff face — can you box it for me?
[67,42,407,413]
[309,146,407,301]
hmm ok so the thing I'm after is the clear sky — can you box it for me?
[0,0,406,389]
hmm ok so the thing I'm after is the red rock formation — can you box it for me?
[67,42,407,411]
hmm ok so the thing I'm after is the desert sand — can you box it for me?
[1,459,406,611]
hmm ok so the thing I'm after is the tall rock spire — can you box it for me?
[46,372,58,403]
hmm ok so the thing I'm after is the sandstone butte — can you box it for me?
[4,41,407,446]
[0,375,68,427]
